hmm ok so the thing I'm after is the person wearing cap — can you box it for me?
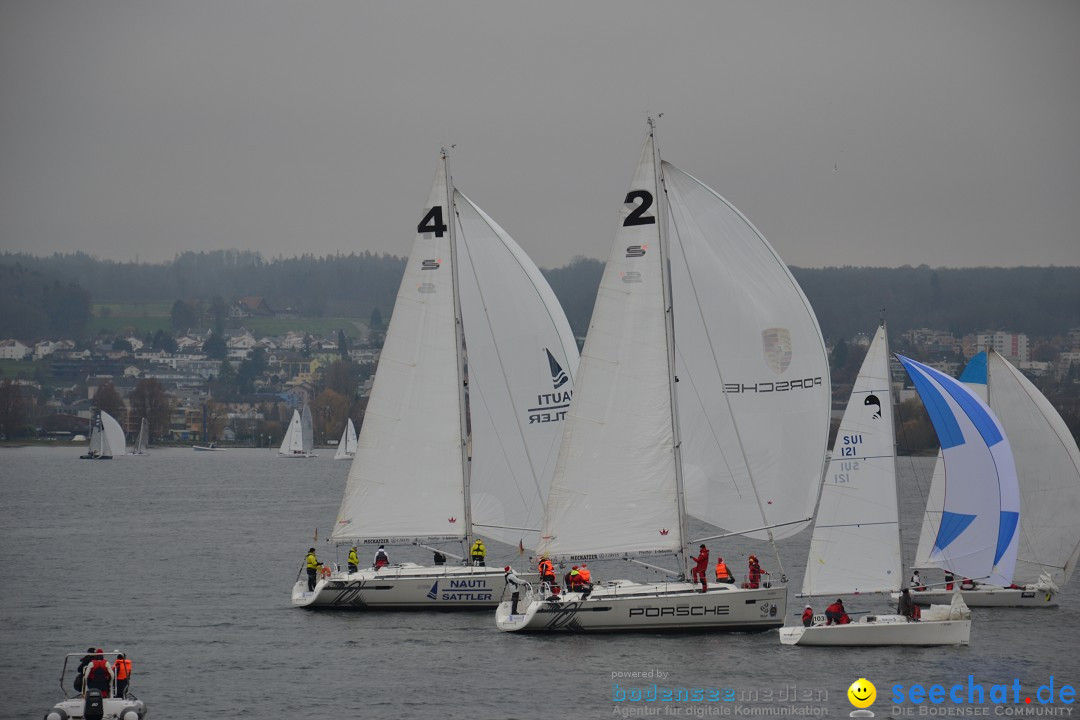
[691,544,710,593]
[373,545,389,570]
[504,565,525,614]
[113,652,132,698]
[801,604,815,627]
[347,546,359,574]
[74,647,96,692]
[469,538,487,566]
[714,556,734,584]
[304,548,321,591]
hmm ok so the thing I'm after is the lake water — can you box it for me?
[1,448,1076,719]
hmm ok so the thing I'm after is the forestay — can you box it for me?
[801,325,900,597]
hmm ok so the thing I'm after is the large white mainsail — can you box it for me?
[537,135,683,560]
[666,164,830,541]
[898,356,1020,586]
[332,153,578,548]
[280,410,304,455]
[916,351,1080,587]
[802,324,901,597]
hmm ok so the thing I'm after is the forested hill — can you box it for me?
[2,251,1079,342]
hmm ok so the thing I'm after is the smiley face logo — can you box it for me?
[847,678,877,709]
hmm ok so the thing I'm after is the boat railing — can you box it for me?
[59,651,135,701]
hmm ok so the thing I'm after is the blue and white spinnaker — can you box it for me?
[898,355,1019,587]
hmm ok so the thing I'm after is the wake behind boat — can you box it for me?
[294,148,578,611]
[498,122,830,634]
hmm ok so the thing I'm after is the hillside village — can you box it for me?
[2,291,1079,449]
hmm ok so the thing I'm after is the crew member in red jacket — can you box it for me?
[691,544,709,593]
[801,604,815,627]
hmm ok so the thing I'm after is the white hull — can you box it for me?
[292,563,510,609]
[278,452,317,459]
[895,587,1057,608]
[779,615,970,646]
[48,697,146,720]
[496,581,786,633]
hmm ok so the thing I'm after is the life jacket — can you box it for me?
[568,569,582,588]
[579,566,591,582]
[715,561,732,581]
[114,658,131,681]
[306,553,319,570]
[87,659,110,691]
[374,550,388,567]
[348,549,359,565]
[538,559,554,577]
[470,540,486,557]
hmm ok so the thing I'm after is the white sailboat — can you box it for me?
[780,342,1020,646]
[497,122,831,633]
[278,405,316,458]
[130,417,149,455]
[333,419,357,460]
[905,350,1080,607]
[292,148,579,609]
[80,410,126,459]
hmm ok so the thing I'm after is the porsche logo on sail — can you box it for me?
[762,328,793,375]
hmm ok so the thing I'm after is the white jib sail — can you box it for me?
[454,191,579,550]
[100,411,126,456]
[899,356,1020,586]
[802,325,901,597]
[537,134,683,561]
[280,410,303,454]
[664,162,830,541]
[333,158,467,544]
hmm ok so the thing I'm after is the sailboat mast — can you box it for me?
[443,147,474,547]
[650,118,690,570]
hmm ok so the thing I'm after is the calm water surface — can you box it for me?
[1,448,1076,719]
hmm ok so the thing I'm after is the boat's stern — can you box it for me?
[778,626,806,645]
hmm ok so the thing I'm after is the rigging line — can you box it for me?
[663,172,787,581]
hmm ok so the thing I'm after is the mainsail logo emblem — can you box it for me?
[546,348,569,389]
[762,328,793,375]
[864,394,882,419]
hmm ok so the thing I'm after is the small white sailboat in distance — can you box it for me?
[333,419,357,460]
[293,148,579,610]
[905,350,1080,607]
[80,410,126,459]
[497,121,830,633]
[279,405,317,458]
[130,417,149,455]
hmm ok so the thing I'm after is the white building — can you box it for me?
[0,339,31,360]
[973,331,1030,363]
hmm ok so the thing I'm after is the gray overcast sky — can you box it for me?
[2,0,1078,270]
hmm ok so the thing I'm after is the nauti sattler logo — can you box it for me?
[527,349,572,424]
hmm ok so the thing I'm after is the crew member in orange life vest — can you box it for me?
[578,563,593,597]
[801,605,814,627]
[692,545,709,593]
[538,556,556,588]
[113,653,132,698]
[714,557,734,584]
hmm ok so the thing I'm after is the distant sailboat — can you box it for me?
[333,419,357,461]
[81,410,126,459]
[279,405,317,458]
[906,350,1079,607]
[130,418,149,455]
